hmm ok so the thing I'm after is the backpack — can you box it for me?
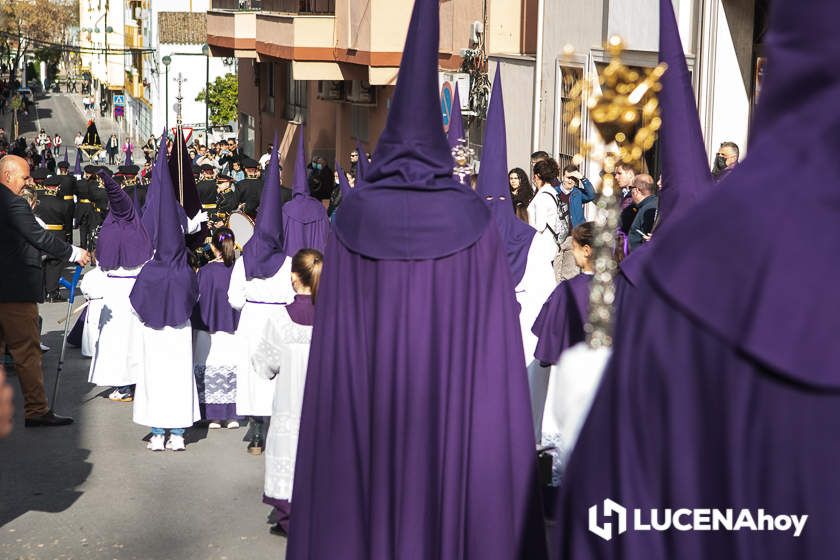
[540,188,571,248]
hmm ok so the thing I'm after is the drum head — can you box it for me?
[227,211,255,249]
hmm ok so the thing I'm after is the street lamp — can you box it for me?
[162,55,171,133]
[201,43,210,145]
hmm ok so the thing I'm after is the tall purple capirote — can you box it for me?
[618,0,714,287]
[354,139,368,182]
[73,147,82,176]
[654,0,712,229]
[129,131,198,329]
[241,132,287,280]
[282,126,329,256]
[94,170,152,271]
[169,128,206,249]
[477,66,535,286]
[336,163,352,197]
[62,147,69,164]
[332,0,488,260]
[142,130,188,248]
[446,82,465,149]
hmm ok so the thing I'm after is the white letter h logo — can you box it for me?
[589,499,628,541]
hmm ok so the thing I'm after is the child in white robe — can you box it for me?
[251,249,322,537]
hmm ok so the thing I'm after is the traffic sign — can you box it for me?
[441,82,453,133]
[113,94,125,106]
[172,126,194,142]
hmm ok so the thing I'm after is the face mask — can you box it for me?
[713,154,727,171]
[315,163,322,170]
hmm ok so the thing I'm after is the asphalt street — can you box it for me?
[0,94,285,560]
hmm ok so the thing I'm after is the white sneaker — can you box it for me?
[226,420,240,429]
[147,434,165,451]
[39,343,50,352]
[108,388,133,402]
[166,435,186,451]
[208,421,222,429]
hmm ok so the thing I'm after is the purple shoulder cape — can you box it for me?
[192,261,240,334]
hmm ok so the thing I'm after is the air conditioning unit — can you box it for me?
[345,80,376,105]
[317,80,344,101]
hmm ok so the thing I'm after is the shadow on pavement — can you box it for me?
[0,324,94,527]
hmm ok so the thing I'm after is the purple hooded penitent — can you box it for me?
[169,128,206,249]
[477,67,536,286]
[124,143,133,167]
[354,139,368,182]
[617,0,714,290]
[241,133,287,280]
[446,82,465,150]
[142,132,188,247]
[552,1,840,558]
[95,170,152,271]
[280,126,329,257]
[73,147,82,176]
[130,133,197,329]
[62,147,69,165]
[286,0,547,557]
[336,163,352,198]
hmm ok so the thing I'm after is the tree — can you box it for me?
[0,0,77,85]
[196,73,239,126]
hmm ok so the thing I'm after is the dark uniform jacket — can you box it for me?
[235,177,263,218]
[57,173,76,239]
[0,184,72,302]
[74,177,97,225]
[88,175,110,218]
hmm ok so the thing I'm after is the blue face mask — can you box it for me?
[314,163,322,170]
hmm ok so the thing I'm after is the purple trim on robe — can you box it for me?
[531,273,591,365]
[263,496,292,533]
[201,403,242,422]
[192,261,240,334]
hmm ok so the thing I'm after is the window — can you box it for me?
[284,62,307,122]
[240,112,256,157]
[555,65,584,171]
[350,105,368,143]
[265,62,275,114]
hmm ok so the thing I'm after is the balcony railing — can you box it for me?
[211,0,332,14]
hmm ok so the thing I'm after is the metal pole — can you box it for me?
[165,66,169,133]
[205,54,209,145]
[531,0,546,153]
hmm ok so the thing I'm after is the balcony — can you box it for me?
[207,3,259,57]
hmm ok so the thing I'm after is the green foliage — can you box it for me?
[196,73,238,126]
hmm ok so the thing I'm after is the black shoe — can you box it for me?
[248,434,264,455]
[46,291,66,303]
[269,523,287,537]
[25,410,74,427]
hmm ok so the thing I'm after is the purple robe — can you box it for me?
[192,261,239,334]
[531,273,591,365]
[282,126,329,257]
[288,230,547,559]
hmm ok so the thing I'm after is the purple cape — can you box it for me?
[130,132,198,329]
[531,273,591,365]
[477,66,536,286]
[192,261,239,334]
[285,294,314,326]
[281,126,329,257]
[288,231,547,559]
[95,170,152,270]
[446,82,465,149]
[242,133,287,279]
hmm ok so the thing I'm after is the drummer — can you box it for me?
[197,164,219,222]
[214,174,238,230]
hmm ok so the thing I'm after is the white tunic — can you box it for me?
[251,310,313,502]
[515,233,559,441]
[79,267,107,358]
[87,266,145,387]
[227,256,296,416]
[132,319,201,429]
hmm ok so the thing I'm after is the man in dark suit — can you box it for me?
[0,155,90,427]
[235,158,264,218]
